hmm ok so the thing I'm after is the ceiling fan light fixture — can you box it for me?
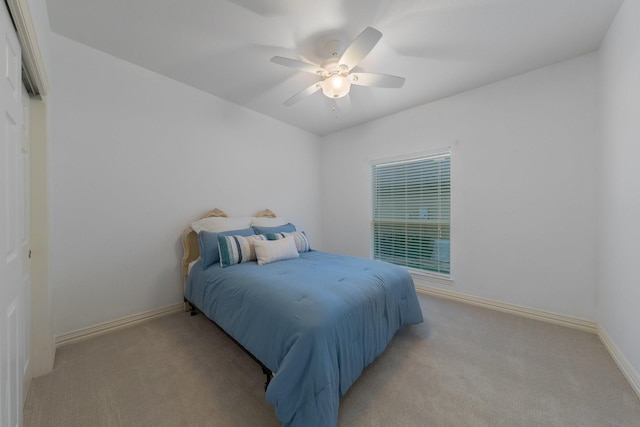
[271,27,404,106]
[322,74,351,99]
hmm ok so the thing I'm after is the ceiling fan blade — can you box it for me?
[283,82,323,106]
[271,56,325,75]
[339,27,383,71]
[350,72,405,88]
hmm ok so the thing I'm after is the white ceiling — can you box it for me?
[45,0,622,136]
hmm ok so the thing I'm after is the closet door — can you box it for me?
[21,83,31,405]
[0,1,25,426]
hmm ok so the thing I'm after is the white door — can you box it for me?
[0,1,25,426]
[21,84,31,405]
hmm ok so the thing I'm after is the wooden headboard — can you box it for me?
[180,208,227,281]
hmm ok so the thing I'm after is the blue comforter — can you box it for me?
[185,250,423,427]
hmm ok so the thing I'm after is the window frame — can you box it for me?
[370,149,452,282]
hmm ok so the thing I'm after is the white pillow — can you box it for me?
[250,217,289,227]
[191,216,252,234]
[253,235,299,265]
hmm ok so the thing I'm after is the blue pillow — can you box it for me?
[198,227,256,269]
[252,223,296,234]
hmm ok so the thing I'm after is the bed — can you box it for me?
[181,209,423,427]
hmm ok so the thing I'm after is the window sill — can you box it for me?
[406,268,454,286]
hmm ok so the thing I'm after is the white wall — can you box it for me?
[598,0,640,381]
[50,34,322,336]
[322,54,599,321]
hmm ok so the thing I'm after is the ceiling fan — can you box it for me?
[271,27,405,107]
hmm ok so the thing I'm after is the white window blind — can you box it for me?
[372,152,451,275]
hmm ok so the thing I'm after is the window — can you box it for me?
[371,151,451,275]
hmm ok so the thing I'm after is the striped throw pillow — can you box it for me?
[217,234,267,268]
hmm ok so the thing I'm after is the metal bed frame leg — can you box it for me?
[184,298,197,316]
[263,367,273,391]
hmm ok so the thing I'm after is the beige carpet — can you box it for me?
[24,294,640,426]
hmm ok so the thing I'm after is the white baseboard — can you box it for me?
[414,284,640,401]
[414,283,598,333]
[52,286,640,402]
[598,325,640,400]
[55,302,184,347]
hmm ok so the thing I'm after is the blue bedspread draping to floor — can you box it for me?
[186,250,423,427]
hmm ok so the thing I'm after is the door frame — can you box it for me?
[6,0,49,97]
